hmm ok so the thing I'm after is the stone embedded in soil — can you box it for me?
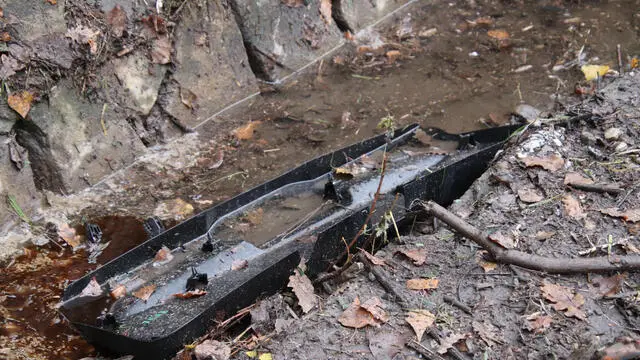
[111,52,168,115]
[604,127,623,141]
[333,0,410,33]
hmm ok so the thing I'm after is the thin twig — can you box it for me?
[567,182,623,195]
[443,295,473,315]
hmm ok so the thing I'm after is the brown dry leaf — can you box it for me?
[469,16,494,27]
[339,297,379,328]
[592,274,626,298]
[231,259,248,271]
[80,277,103,297]
[281,0,304,7]
[517,188,544,203]
[564,172,594,185]
[0,32,10,42]
[233,121,262,140]
[405,309,435,342]
[0,7,3,17]
[110,284,127,300]
[360,250,388,267]
[133,285,157,302]
[488,231,516,249]
[360,297,388,323]
[107,5,127,38]
[475,250,497,272]
[319,0,332,25]
[406,278,439,290]
[245,208,264,225]
[436,333,468,354]
[472,321,503,346]
[180,87,197,109]
[173,289,207,299]
[562,194,585,220]
[154,245,174,263]
[600,208,640,223]
[58,223,82,248]
[540,282,586,320]
[521,154,564,171]
[46,0,57,4]
[151,36,172,64]
[395,247,427,266]
[8,91,34,119]
[288,272,316,313]
[385,50,401,64]
[487,29,510,40]
[525,313,552,334]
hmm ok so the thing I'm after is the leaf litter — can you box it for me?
[395,247,427,265]
[405,309,435,341]
[541,282,586,320]
[338,296,387,328]
[288,271,316,313]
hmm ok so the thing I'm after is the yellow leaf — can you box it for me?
[246,351,258,358]
[8,91,34,119]
[581,65,610,81]
[259,354,273,360]
[406,278,439,290]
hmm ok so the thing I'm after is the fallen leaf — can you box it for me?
[180,87,197,109]
[521,154,564,171]
[517,188,544,203]
[581,64,610,81]
[110,284,127,299]
[244,207,264,225]
[540,282,586,320]
[535,230,556,241]
[58,223,82,248]
[151,36,171,64]
[0,32,10,42]
[288,272,316,313]
[66,25,101,54]
[360,250,388,267]
[154,245,174,263]
[0,54,26,80]
[562,194,585,220]
[338,297,379,328]
[319,0,332,25]
[475,250,497,272]
[600,208,640,223]
[194,340,231,360]
[488,231,516,249]
[153,198,194,221]
[258,354,272,360]
[231,259,248,271]
[405,309,435,341]
[281,0,304,7]
[592,274,625,297]
[436,333,468,354]
[395,247,427,266]
[360,297,388,323]
[8,91,34,118]
[141,14,168,37]
[46,0,57,5]
[174,289,207,299]
[472,321,503,346]
[233,121,261,140]
[80,277,103,297]
[564,172,594,185]
[385,50,401,64]
[525,313,552,334]
[487,29,509,40]
[107,5,127,38]
[133,285,156,302]
[406,278,439,290]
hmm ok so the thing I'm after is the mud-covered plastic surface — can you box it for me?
[60,124,519,359]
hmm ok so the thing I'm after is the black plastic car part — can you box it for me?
[60,124,519,359]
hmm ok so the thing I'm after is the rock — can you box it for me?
[0,97,19,134]
[194,340,231,360]
[112,52,168,115]
[160,0,259,128]
[334,0,411,33]
[604,127,623,141]
[1,0,67,42]
[15,80,145,193]
[580,130,597,145]
[514,104,541,122]
[614,142,628,152]
[231,0,343,81]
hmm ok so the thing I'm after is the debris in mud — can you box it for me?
[600,208,640,223]
[405,309,435,341]
[133,284,156,302]
[8,90,34,118]
[154,245,174,265]
[520,153,565,171]
[233,121,261,140]
[541,282,587,320]
[525,313,553,334]
[58,223,82,248]
[287,271,316,313]
[110,284,127,300]
[395,247,427,266]
[231,259,248,271]
[153,198,195,221]
[80,277,103,297]
[174,289,207,299]
[338,296,387,329]
[194,339,231,360]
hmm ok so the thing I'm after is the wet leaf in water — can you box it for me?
[488,231,516,249]
[319,0,332,25]
[194,340,230,360]
[525,312,552,334]
[360,297,388,323]
[562,195,585,220]
[133,285,156,302]
[564,172,594,185]
[521,154,564,171]
[581,64,610,81]
[107,5,127,38]
[406,278,439,290]
[180,87,197,109]
[244,207,264,226]
[540,282,586,320]
[154,245,174,264]
[288,272,315,313]
[395,247,427,266]
[110,284,127,299]
[360,250,389,267]
[591,273,625,297]
[233,121,261,140]
[472,320,503,346]
[8,90,34,118]
[487,29,510,40]
[174,289,207,299]
[517,188,544,203]
[405,309,435,341]
[436,333,468,354]
[151,35,171,64]
[80,277,103,297]
[339,297,380,328]
[476,250,497,272]
[58,223,82,248]
[600,208,640,223]
[231,259,248,271]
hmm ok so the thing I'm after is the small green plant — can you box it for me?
[377,114,395,136]
[7,194,29,224]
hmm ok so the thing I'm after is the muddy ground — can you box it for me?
[1,0,640,359]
